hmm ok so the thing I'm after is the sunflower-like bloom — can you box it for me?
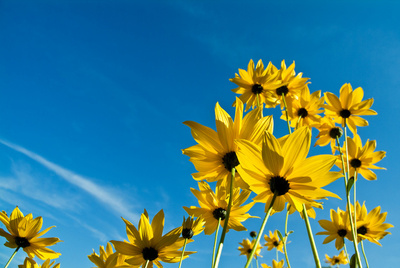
[317,208,351,250]
[0,207,61,260]
[183,181,255,235]
[18,258,60,268]
[261,260,285,268]
[314,116,343,153]
[324,83,377,134]
[324,250,348,265]
[111,210,193,268]
[230,59,280,111]
[264,230,284,253]
[238,238,263,259]
[282,87,324,128]
[88,242,132,268]
[181,216,204,239]
[236,127,341,213]
[349,202,393,246]
[183,97,273,189]
[336,134,386,181]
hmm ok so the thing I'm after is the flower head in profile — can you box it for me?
[183,97,273,189]
[183,181,255,235]
[317,207,351,250]
[264,230,283,253]
[336,134,386,181]
[18,258,60,268]
[236,127,341,213]
[181,216,204,239]
[349,202,393,246]
[261,260,285,268]
[314,116,343,153]
[111,210,193,268]
[88,242,132,268]
[238,238,263,259]
[325,250,348,265]
[230,59,280,111]
[0,207,61,260]
[324,83,377,134]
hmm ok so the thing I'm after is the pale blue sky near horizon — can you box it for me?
[0,1,399,267]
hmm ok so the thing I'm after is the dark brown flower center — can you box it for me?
[337,229,347,237]
[350,158,362,168]
[329,127,343,139]
[247,248,252,253]
[250,231,257,238]
[222,151,239,171]
[297,108,308,118]
[251,83,264,94]
[357,226,368,235]
[334,258,340,264]
[142,247,158,261]
[15,237,30,248]
[273,241,279,247]
[213,208,226,220]
[276,85,289,96]
[182,228,194,239]
[269,176,290,196]
[339,109,351,118]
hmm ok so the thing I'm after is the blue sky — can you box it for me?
[0,0,399,267]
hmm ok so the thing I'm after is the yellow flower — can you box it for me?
[18,258,60,268]
[183,97,273,189]
[317,208,351,250]
[314,116,343,153]
[88,242,132,268]
[282,86,324,128]
[350,202,393,246]
[324,250,348,265]
[183,181,255,235]
[238,238,263,259]
[261,260,285,268]
[324,83,377,134]
[336,134,386,181]
[236,127,341,213]
[230,59,280,111]
[181,216,204,239]
[111,210,193,268]
[0,207,61,260]
[264,230,283,253]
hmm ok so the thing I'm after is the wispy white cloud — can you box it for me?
[0,139,140,222]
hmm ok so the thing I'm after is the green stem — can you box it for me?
[4,247,19,268]
[283,208,292,268]
[335,137,348,188]
[213,168,235,268]
[276,247,279,262]
[244,193,277,268]
[302,204,321,268]
[212,218,221,268]
[256,257,259,268]
[178,238,188,268]
[360,240,369,268]
[282,94,292,134]
[343,242,349,262]
[353,171,358,247]
[143,260,150,268]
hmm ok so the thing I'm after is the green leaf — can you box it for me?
[350,254,359,268]
[347,176,355,195]
[276,230,284,242]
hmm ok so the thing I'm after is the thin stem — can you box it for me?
[276,248,279,262]
[212,218,221,268]
[244,193,277,268]
[143,260,150,268]
[302,204,321,268]
[178,238,188,268]
[335,137,348,188]
[256,257,259,268]
[213,168,235,268]
[353,171,358,247]
[343,242,349,262]
[283,208,292,268]
[282,94,292,134]
[360,240,370,268]
[4,247,19,268]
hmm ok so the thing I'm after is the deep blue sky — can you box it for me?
[0,1,399,267]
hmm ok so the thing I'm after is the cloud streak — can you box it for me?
[0,139,140,222]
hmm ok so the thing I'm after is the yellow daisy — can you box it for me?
[317,207,351,250]
[183,181,255,235]
[236,127,341,213]
[314,116,343,153]
[336,134,386,181]
[264,230,283,253]
[111,210,193,268]
[324,250,348,265]
[181,216,204,239]
[230,59,280,111]
[183,97,273,189]
[0,207,61,260]
[18,258,60,268]
[238,238,263,259]
[88,242,132,268]
[261,259,285,268]
[324,83,377,134]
